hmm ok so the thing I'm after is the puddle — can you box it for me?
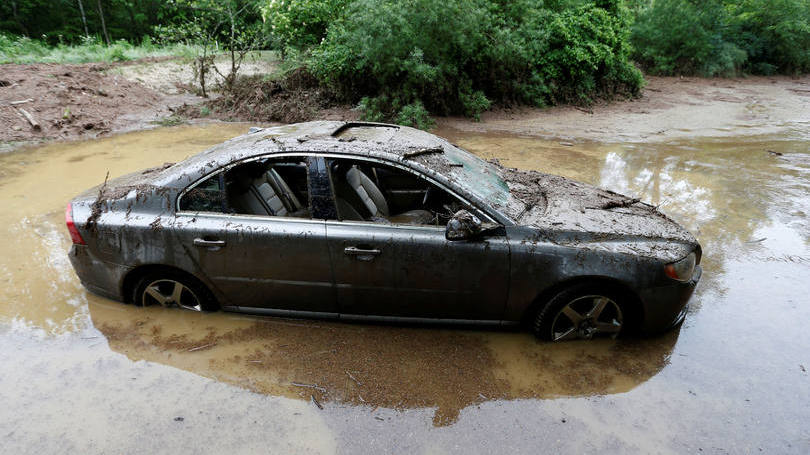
[1,124,809,453]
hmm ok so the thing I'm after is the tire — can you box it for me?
[533,283,627,342]
[132,270,218,312]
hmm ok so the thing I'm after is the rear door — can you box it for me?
[173,157,336,314]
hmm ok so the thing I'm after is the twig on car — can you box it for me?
[403,147,443,159]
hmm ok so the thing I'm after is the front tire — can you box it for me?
[133,270,218,312]
[533,283,626,342]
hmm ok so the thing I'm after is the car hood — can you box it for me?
[499,166,699,262]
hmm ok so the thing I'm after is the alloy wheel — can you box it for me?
[550,295,623,341]
[141,279,203,311]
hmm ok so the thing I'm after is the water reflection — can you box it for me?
[87,298,679,426]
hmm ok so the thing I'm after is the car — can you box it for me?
[66,121,702,341]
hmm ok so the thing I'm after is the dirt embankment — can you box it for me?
[439,76,810,142]
[0,60,198,150]
[2,57,809,151]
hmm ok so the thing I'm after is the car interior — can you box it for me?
[225,159,310,218]
[181,157,470,226]
[327,158,467,226]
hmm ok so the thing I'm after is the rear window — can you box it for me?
[179,173,226,212]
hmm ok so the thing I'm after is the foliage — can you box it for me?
[156,0,266,96]
[0,0,181,45]
[308,0,642,124]
[261,0,349,51]
[631,0,810,76]
[0,33,196,64]
[357,96,435,129]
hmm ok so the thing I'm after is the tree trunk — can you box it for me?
[10,0,29,36]
[96,0,111,45]
[125,3,139,40]
[77,0,90,37]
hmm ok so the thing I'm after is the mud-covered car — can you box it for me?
[66,121,701,341]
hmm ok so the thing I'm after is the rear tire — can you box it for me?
[533,283,627,342]
[133,270,218,312]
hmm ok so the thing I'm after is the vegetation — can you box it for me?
[302,0,643,125]
[2,0,809,126]
[0,33,196,64]
[631,0,810,76]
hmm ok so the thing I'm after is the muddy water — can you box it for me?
[1,125,809,453]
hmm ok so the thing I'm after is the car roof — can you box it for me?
[191,121,447,167]
[156,121,458,189]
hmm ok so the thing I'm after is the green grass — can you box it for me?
[0,34,198,64]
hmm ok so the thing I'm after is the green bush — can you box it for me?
[308,0,642,124]
[261,0,349,51]
[727,0,810,74]
[631,0,810,76]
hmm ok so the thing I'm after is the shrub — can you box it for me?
[261,0,349,51]
[308,0,642,124]
[631,0,810,76]
[727,0,810,74]
[631,0,744,76]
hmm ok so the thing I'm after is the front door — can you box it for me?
[326,221,510,320]
[321,156,510,321]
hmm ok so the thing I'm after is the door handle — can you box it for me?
[344,246,381,256]
[193,238,226,248]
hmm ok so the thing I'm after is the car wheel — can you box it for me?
[133,271,218,312]
[533,284,626,342]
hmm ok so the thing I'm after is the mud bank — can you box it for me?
[1,125,809,453]
[439,75,810,142]
[0,61,203,150]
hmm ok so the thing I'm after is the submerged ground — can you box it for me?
[0,120,809,452]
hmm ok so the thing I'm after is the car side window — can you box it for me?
[224,157,311,218]
[179,173,226,213]
[326,158,471,226]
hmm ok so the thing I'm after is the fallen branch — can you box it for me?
[311,394,323,410]
[10,98,34,105]
[16,107,41,131]
[346,371,363,386]
[292,382,327,393]
[188,343,215,352]
[574,106,593,114]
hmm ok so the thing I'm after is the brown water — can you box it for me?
[1,124,809,453]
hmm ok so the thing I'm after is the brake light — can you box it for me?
[65,203,86,245]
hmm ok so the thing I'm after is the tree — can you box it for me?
[96,0,111,45]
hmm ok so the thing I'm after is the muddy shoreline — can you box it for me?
[3,58,808,153]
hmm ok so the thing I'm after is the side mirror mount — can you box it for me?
[446,210,501,241]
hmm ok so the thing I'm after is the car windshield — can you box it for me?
[441,144,521,220]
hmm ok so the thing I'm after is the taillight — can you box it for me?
[65,202,86,245]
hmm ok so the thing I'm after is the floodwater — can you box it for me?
[1,124,809,453]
